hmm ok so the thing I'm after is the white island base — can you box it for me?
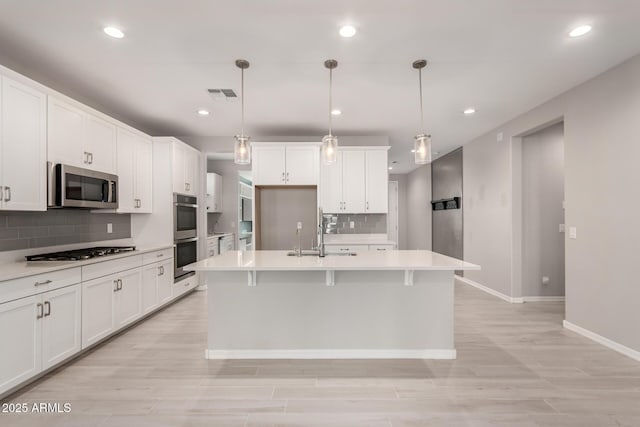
[187,250,480,360]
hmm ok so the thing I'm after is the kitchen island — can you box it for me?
[186,250,480,359]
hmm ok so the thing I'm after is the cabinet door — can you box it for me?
[115,269,142,328]
[0,76,47,211]
[285,146,318,185]
[341,151,366,213]
[116,128,136,212]
[213,173,223,212]
[41,284,81,370]
[135,137,153,212]
[172,142,186,194]
[206,173,214,211]
[252,146,286,185]
[85,115,116,173]
[47,97,85,167]
[0,295,41,395]
[319,152,343,213]
[157,259,173,305]
[82,275,116,348]
[141,264,159,315]
[184,149,199,196]
[365,150,389,213]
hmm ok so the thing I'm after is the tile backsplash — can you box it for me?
[323,214,387,235]
[0,210,131,252]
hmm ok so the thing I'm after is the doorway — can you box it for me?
[521,122,565,300]
[388,181,399,248]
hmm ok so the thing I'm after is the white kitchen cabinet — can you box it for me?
[117,127,153,213]
[206,173,223,213]
[219,235,235,253]
[115,269,142,328]
[0,295,41,394]
[252,144,319,186]
[157,259,173,305]
[207,236,220,258]
[141,264,159,315]
[41,284,81,370]
[319,147,389,214]
[365,150,389,213]
[48,96,116,174]
[81,274,117,348]
[0,76,47,211]
[172,140,199,195]
[0,283,81,395]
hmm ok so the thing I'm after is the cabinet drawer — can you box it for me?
[82,255,143,282]
[173,274,197,297]
[369,244,395,251]
[0,267,81,304]
[207,238,219,249]
[324,244,368,253]
[142,249,173,265]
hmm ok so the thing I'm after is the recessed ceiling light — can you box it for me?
[103,26,125,39]
[331,109,342,116]
[339,25,357,38]
[463,108,476,115]
[410,149,416,153]
[569,25,592,38]
[197,109,210,116]
[388,166,393,170]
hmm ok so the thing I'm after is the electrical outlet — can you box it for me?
[569,227,577,239]
[497,132,504,142]
[107,223,113,234]
[350,221,355,229]
[297,221,303,230]
[542,276,550,285]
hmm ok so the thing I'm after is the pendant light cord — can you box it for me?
[241,67,245,137]
[419,67,424,135]
[328,67,333,136]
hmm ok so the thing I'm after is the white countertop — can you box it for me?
[0,244,174,282]
[207,233,234,239]
[185,250,480,272]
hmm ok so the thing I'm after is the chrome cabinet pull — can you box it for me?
[113,280,119,292]
[83,152,89,164]
[156,253,164,258]
[36,303,44,319]
[34,279,52,287]
[157,266,162,277]
[44,301,51,317]
[88,152,94,164]
[118,279,123,291]
[281,172,285,182]
[4,186,10,202]
[286,172,290,182]
[366,201,369,210]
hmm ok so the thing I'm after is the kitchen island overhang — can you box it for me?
[186,250,480,360]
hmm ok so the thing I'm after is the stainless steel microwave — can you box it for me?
[47,162,118,209]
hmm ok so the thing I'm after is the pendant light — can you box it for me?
[234,59,251,165]
[412,59,432,165]
[321,59,338,165]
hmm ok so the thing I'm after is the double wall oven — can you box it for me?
[174,193,198,281]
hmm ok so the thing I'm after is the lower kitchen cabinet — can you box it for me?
[82,274,117,348]
[0,284,81,395]
[142,259,173,314]
[115,269,142,328]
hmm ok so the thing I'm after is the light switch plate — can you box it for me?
[569,227,577,239]
[297,222,303,230]
[107,223,113,234]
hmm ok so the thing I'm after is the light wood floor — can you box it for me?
[2,281,640,426]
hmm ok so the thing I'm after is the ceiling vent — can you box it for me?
[208,88,238,101]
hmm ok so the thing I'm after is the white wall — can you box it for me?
[522,122,565,297]
[462,53,640,353]
[406,165,432,250]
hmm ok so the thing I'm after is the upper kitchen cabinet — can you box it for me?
[172,140,199,196]
[252,143,319,186]
[0,76,47,211]
[206,172,222,213]
[48,96,116,174]
[319,147,389,214]
[116,127,153,213]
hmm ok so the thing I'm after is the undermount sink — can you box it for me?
[286,251,357,257]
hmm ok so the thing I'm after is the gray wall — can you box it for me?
[522,122,565,297]
[406,164,432,250]
[389,174,407,249]
[207,159,251,235]
[0,210,130,252]
[256,187,317,250]
[462,53,640,353]
[431,148,463,260]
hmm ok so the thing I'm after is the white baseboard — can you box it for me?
[563,321,640,362]
[455,275,523,304]
[205,349,456,360]
[523,296,565,302]
[195,284,208,291]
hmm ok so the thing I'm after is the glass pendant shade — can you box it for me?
[234,135,251,165]
[321,135,338,165]
[414,134,431,165]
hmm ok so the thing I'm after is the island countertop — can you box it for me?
[185,250,480,272]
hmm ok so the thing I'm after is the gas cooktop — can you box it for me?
[26,246,136,262]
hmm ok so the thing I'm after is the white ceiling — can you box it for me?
[0,0,639,173]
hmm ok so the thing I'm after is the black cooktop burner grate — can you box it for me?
[26,246,136,262]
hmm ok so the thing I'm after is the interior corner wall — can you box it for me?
[462,53,640,354]
[389,174,408,249]
[406,165,432,250]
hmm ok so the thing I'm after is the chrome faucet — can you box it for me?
[317,207,326,257]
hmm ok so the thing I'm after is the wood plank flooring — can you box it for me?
[2,280,640,426]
